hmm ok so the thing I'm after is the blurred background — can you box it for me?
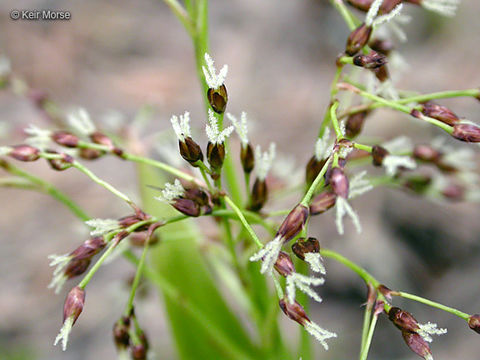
[1,0,480,359]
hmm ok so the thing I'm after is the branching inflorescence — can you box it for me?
[1,0,480,359]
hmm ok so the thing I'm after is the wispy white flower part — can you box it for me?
[54,316,74,351]
[85,218,119,236]
[383,155,416,176]
[249,236,283,274]
[349,170,373,199]
[0,55,11,77]
[338,144,353,159]
[170,111,191,142]
[366,0,384,26]
[286,273,324,304]
[0,146,12,156]
[255,143,276,181]
[443,147,476,170]
[304,320,337,351]
[335,197,362,235]
[421,0,460,17]
[155,179,184,204]
[202,53,228,90]
[305,252,326,275]
[373,4,404,28]
[67,108,95,136]
[315,128,333,161]
[417,322,447,343]
[227,112,249,147]
[206,109,234,144]
[47,253,73,294]
[24,124,52,150]
[382,136,413,154]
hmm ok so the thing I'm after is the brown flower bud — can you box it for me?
[207,142,226,175]
[274,251,295,277]
[90,131,115,149]
[46,150,74,171]
[279,298,309,326]
[309,191,337,215]
[240,143,255,174]
[413,145,441,163]
[346,111,369,138]
[305,156,327,187]
[70,236,106,260]
[249,178,268,212]
[113,317,130,350]
[329,167,349,198]
[292,237,320,261]
[131,344,147,360]
[8,145,40,162]
[63,286,85,324]
[276,204,309,243]
[388,307,419,333]
[373,64,390,82]
[353,51,388,69]
[468,314,480,334]
[346,23,373,56]
[172,198,201,217]
[369,38,395,56]
[207,84,228,114]
[64,258,91,279]
[452,123,480,143]
[179,137,204,166]
[371,145,389,166]
[401,331,432,359]
[52,131,79,148]
[79,147,103,160]
[422,102,459,126]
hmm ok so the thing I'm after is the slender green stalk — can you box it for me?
[160,0,195,37]
[224,195,263,248]
[330,101,343,138]
[354,143,373,153]
[301,157,332,206]
[397,89,480,104]
[359,311,379,360]
[329,0,357,30]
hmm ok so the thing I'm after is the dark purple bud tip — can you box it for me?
[131,344,147,360]
[248,178,268,212]
[468,314,480,334]
[46,150,74,171]
[173,198,201,217]
[305,156,327,187]
[309,191,337,215]
[90,131,115,149]
[63,286,85,324]
[65,258,91,279]
[388,307,419,333]
[113,318,130,349]
[207,84,228,114]
[401,331,432,359]
[346,111,368,139]
[371,145,389,167]
[241,143,255,173]
[413,145,441,163]
[279,298,309,326]
[422,102,459,126]
[274,251,295,277]
[276,204,309,243]
[179,137,204,165]
[353,51,388,69]
[207,142,226,172]
[52,131,79,148]
[9,145,40,162]
[346,23,373,56]
[292,237,320,261]
[329,167,349,198]
[70,236,106,260]
[452,123,480,143]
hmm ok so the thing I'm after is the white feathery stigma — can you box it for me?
[206,109,234,144]
[383,155,416,176]
[24,124,52,150]
[349,170,373,199]
[335,197,362,235]
[249,236,283,274]
[67,108,95,136]
[170,111,191,142]
[304,321,337,351]
[315,128,333,161]
[85,218,120,236]
[417,322,447,343]
[255,143,276,181]
[47,253,73,294]
[202,53,228,90]
[305,252,326,275]
[54,316,74,351]
[366,0,384,26]
[155,179,184,204]
[227,112,249,147]
[421,0,460,17]
[286,272,324,304]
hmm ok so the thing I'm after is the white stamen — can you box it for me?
[227,112,249,147]
[349,170,373,199]
[315,128,333,161]
[335,197,362,235]
[54,316,75,351]
[305,252,326,275]
[170,111,191,142]
[202,53,228,90]
[47,253,73,294]
[366,0,384,26]
[382,136,413,154]
[383,155,416,176]
[155,179,185,204]
[373,4,404,28]
[255,143,276,181]
[24,124,52,150]
[304,320,337,351]
[67,108,95,136]
[286,273,324,304]
[422,0,460,17]
[206,109,234,145]
[249,236,283,274]
[85,218,120,236]
[417,322,447,343]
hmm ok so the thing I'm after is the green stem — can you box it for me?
[359,312,378,360]
[354,143,373,153]
[160,0,195,37]
[301,157,332,206]
[397,89,480,104]
[224,195,263,248]
[330,0,357,30]
[330,101,343,138]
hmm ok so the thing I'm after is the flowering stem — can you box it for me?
[393,291,470,321]
[330,101,343,139]
[224,195,263,248]
[161,0,195,37]
[354,143,373,153]
[330,0,358,30]
[396,89,480,104]
[359,310,379,360]
[301,157,332,206]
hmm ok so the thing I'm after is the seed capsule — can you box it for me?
[401,331,432,359]
[422,102,459,126]
[113,317,130,350]
[279,298,309,326]
[64,258,91,279]
[309,191,337,215]
[373,64,390,82]
[305,156,327,187]
[79,147,103,160]
[249,178,268,212]
[292,237,320,261]
[207,142,226,176]
[207,84,228,114]
[345,111,369,138]
[371,145,389,166]
[388,307,419,333]
[70,236,106,260]
[240,143,255,174]
[452,123,480,143]
[52,131,79,148]
[274,251,295,277]
[369,38,395,56]
[353,51,388,69]
[413,145,441,163]
[63,286,85,324]
[179,137,204,166]
[276,204,309,243]
[9,145,40,162]
[173,198,201,217]
[90,131,115,149]
[346,23,373,56]
[46,150,74,171]
[329,167,349,198]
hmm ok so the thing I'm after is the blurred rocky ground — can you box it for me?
[1,0,480,359]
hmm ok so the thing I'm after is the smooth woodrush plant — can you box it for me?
[1,0,480,359]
